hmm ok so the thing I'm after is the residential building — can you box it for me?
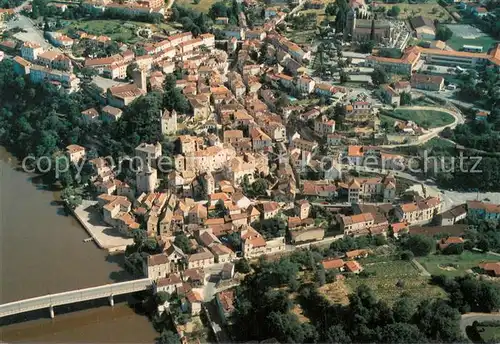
[467,200,500,220]
[107,84,146,108]
[395,196,442,225]
[154,274,183,294]
[340,213,375,236]
[259,201,280,219]
[187,247,215,269]
[438,236,465,250]
[410,16,436,39]
[241,226,285,258]
[29,65,80,92]
[101,105,123,122]
[66,144,86,164]
[216,289,235,325]
[438,204,467,226]
[314,115,336,135]
[20,41,44,61]
[81,108,99,122]
[321,258,345,271]
[410,74,444,91]
[13,56,31,75]
[144,253,170,278]
[381,84,400,106]
[135,142,162,168]
[478,262,500,277]
[295,199,310,219]
[345,260,363,274]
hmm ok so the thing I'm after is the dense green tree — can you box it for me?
[403,234,434,256]
[371,66,389,86]
[174,233,192,254]
[162,74,189,114]
[235,258,251,273]
[157,330,180,344]
[436,25,453,41]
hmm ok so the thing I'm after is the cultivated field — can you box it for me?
[340,257,446,306]
[375,2,454,22]
[387,108,455,128]
[417,251,500,277]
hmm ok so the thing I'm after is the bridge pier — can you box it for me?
[49,305,54,319]
[109,295,114,307]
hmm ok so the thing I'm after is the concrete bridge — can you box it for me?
[0,278,152,319]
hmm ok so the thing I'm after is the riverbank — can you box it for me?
[72,200,133,252]
[0,146,157,342]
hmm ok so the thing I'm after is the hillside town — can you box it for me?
[1,0,500,341]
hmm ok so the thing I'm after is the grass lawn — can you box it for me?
[445,33,499,52]
[417,251,500,277]
[376,3,453,22]
[380,114,397,133]
[386,108,455,129]
[175,0,218,13]
[477,324,500,342]
[63,20,176,44]
[344,258,446,306]
[422,137,456,150]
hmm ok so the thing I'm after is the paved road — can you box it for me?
[460,312,500,340]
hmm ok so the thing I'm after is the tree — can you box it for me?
[334,0,348,33]
[339,69,350,84]
[252,178,269,197]
[400,250,414,261]
[436,26,453,41]
[209,1,229,19]
[442,243,464,255]
[378,323,426,343]
[174,233,192,253]
[316,266,326,286]
[359,40,375,53]
[155,291,170,305]
[393,297,414,323]
[404,235,434,256]
[325,2,337,16]
[157,330,180,344]
[370,19,375,41]
[193,0,200,4]
[388,5,401,17]
[162,74,189,113]
[235,258,251,273]
[371,66,389,86]
[400,91,412,106]
[326,325,351,343]
[413,299,462,342]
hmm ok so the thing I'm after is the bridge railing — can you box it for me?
[0,278,152,318]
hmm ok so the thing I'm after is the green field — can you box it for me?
[376,2,453,22]
[385,108,455,129]
[345,258,446,306]
[477,323,500,342]
[63,20,176,44]
[176,0,218,13]
[446,34,499,52]
[422,137,456,150]
[417,251,500,277]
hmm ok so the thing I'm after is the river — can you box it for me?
[0,147,157,343]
